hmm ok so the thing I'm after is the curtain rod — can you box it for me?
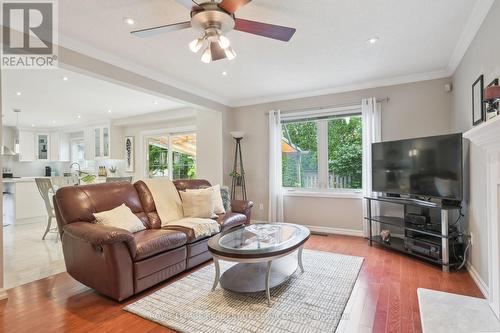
[270,97,389,115]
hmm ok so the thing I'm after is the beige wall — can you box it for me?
[227,78,452,230]
[450,2,500,286]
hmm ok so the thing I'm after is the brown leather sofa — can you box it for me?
[54,179,253,301]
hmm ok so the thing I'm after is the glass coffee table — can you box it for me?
[207,223,310,305]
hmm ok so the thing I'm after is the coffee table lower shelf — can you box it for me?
[211,246,304,306]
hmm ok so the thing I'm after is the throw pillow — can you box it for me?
[220,185,231,212]
[180,190,216,218]
[93,203,146,233]
[187,185,226,215]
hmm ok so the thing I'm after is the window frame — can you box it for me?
[141,126,196,180]
[281,106,363,198]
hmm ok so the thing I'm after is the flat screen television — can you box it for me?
[372,133,463,201]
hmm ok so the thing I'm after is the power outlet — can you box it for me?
[259,203,264,210]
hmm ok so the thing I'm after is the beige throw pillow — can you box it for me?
[187,185,226,215]
[180,190,216,219]
[93,204,146,233]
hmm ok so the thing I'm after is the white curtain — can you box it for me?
[268,110,284,222]
[362,98,382,237]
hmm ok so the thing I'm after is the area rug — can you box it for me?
[418,288,500,333]
[125,249,364,333]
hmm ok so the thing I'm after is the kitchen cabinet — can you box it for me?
[18,130,70,162]
[50,132,70,161]
[83,125,110,159]
[35,133,50,160]
[18,130,35,161]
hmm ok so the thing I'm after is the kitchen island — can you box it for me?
[3,177,51,224]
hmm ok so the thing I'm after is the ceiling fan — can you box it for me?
[131,0,296,63]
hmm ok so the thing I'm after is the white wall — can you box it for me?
[121,116,196,181]
[117,108,224,184]
[196,109,223,185]
[450,2,500,287]
[227,78,452,231]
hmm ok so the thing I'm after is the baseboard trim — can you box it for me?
[467,261,489,299]
[305,225,363,237]
[250,220,363,237]
[0,288,8,301]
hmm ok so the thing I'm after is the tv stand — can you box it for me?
[365,196,464,272]
[380,195,438,207]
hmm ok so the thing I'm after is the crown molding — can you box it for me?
[447,0,495,73]
[57,34,231,107]
[228,69,452,108]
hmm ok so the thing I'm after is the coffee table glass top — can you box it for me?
[219,224,305,251]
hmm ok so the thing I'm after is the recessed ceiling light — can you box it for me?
[154,101,159,105]
[62,76,69,81]
[52,120,56,124]
[108,109,112,113]
[124,17,136,26]
[16,91,21,96]
[77,115,82,119]
[222,71,228,76]
[367,37,380,45]
[31,124,35,127]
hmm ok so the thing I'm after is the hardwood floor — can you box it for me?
[0,234,483,333]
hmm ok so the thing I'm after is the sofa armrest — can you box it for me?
[63,222,134,246]
[230,200,254,224]
[61,222,136,301]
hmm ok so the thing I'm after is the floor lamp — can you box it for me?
[230,131,247,200]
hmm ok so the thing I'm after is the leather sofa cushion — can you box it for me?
[133,229,187,261]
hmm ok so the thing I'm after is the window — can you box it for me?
[282,120,318,188]
[71,138,85,163]
[171,134,196,180]
[281,112,362,191]
[71,138,95,171]
[147,136,169,178]
[145,132,196,180]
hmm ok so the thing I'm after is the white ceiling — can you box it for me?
[58,0,481,106]
[2,67,186,128]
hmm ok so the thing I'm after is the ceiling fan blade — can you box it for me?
[131,21,191,38]
[218,0,251,14]
[234,18,296,42]
[175,0,203,11]
[210,42,227,61]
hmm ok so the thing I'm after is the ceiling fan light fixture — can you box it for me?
[224,46,236,60]
[189,37,204,53]
[217,34,230,49]
[201,46,212,63]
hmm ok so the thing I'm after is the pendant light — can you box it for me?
[13,109,21,154]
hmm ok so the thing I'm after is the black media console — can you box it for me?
[364,196,464,272]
